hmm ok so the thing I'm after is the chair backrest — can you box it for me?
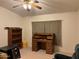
[75,44,79,59]
[72,44,79,59]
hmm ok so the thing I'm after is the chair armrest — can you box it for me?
[54,54,72,59]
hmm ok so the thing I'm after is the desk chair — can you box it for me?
[54,44,79,59]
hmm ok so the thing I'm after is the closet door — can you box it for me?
[44,21,58,34]
[32,21,62,46]
[32,22,44,35]
[44,21,62,45]
[44,21,50,33]
[57,21,62,45]
[46,21,58,45]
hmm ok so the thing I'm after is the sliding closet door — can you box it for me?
[50,21,58,45]
[44,21,58,34]
[32,22,44,35]
[32,21,62,46]
[44,22,50,33]
[44,21,61,45]
[57,21,62,45]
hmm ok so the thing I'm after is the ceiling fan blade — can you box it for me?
[14,0,19,1]
[35,5,42,9]
[14,0,24,2]
[13,4,22,8]
[13,5,19,8]
[32,3,42,9]
[14,0,24,1]
[24,0,30,2]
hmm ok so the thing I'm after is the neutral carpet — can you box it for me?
[20,48,53,59]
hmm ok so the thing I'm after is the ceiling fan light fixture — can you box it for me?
[23,4,32,10]
[23,4,27,9]
[27,4,32,10]
[13,0,42,10]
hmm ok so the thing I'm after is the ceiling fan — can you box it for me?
[13,0,42,11]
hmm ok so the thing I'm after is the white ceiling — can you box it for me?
[0,0,79,17]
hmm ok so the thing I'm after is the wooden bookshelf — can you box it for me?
[5,27,22,48]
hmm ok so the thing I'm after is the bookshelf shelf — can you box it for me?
[5,27,22,48]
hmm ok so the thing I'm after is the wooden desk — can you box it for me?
[32,33,55,54]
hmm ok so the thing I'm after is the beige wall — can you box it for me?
[0,6,79,54]
[77,11,79,40]
[24,12,78,54]
[0,7,24,47]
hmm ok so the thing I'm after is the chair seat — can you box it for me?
[0,45,21,59]
[55,54,72,59]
